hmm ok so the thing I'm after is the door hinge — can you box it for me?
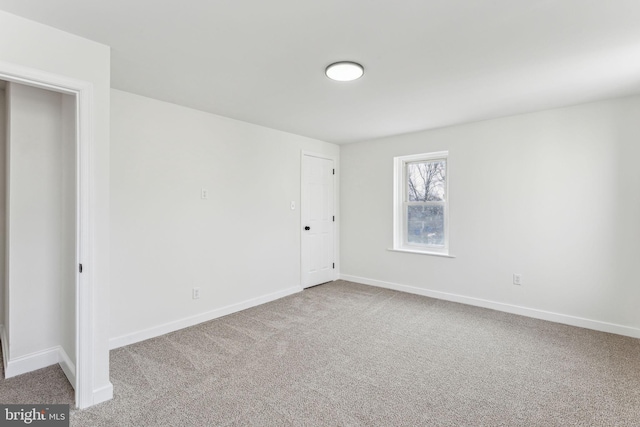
[333,169,335,175]
[333,263,335,269]
[333,216,335,222]
[79,263,83,273]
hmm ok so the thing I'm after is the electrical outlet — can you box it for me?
[192,287,200,299]
[513,274,522,286]
[290,201,296,210]
[201,188,208,199]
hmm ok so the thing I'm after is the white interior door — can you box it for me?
[301,153,335,288]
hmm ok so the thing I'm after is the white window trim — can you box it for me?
[393,151,452,257]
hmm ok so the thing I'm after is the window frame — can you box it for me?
[393,151,450,256]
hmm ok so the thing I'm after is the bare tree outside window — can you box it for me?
[407,161,446,202]
[406,160,446,246]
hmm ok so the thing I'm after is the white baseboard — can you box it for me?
[92,382,113,407]
[58,347,76,389]
[2,345,60,379]
[1,324,79,382]
[109,286,302,349]
[340,274,640,339]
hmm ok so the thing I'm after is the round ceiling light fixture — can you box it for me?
[325,61,364,82]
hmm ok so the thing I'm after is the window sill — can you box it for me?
[387,248,456,258]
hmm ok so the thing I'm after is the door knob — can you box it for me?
[304,226,310,231]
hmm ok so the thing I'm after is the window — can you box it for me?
[393,151,449,255]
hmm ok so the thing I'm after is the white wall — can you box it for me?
[4,83,75,370]
[0,86,5,328]
[110,89,339,345]
[7,83,65,358]
[0,10,111,404]
[341,96,640,336]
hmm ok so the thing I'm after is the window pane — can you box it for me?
[407,160,446,202]
[407,205,445,246]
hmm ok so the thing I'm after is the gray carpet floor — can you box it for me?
[2,280,640,426]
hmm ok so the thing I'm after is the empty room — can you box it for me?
[1,1,639,426]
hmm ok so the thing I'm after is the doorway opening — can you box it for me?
[0,60,98,409]
[0,79,77,393]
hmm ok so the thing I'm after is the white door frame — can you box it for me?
[0,60,96,409]
[300,150,338,288]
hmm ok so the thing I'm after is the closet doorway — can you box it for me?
[0,62,97,409]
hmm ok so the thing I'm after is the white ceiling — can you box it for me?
[1,0,640,144]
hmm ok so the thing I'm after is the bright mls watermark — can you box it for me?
[0,405,69,426]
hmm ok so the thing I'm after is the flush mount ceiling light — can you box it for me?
[325,61,364,82]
